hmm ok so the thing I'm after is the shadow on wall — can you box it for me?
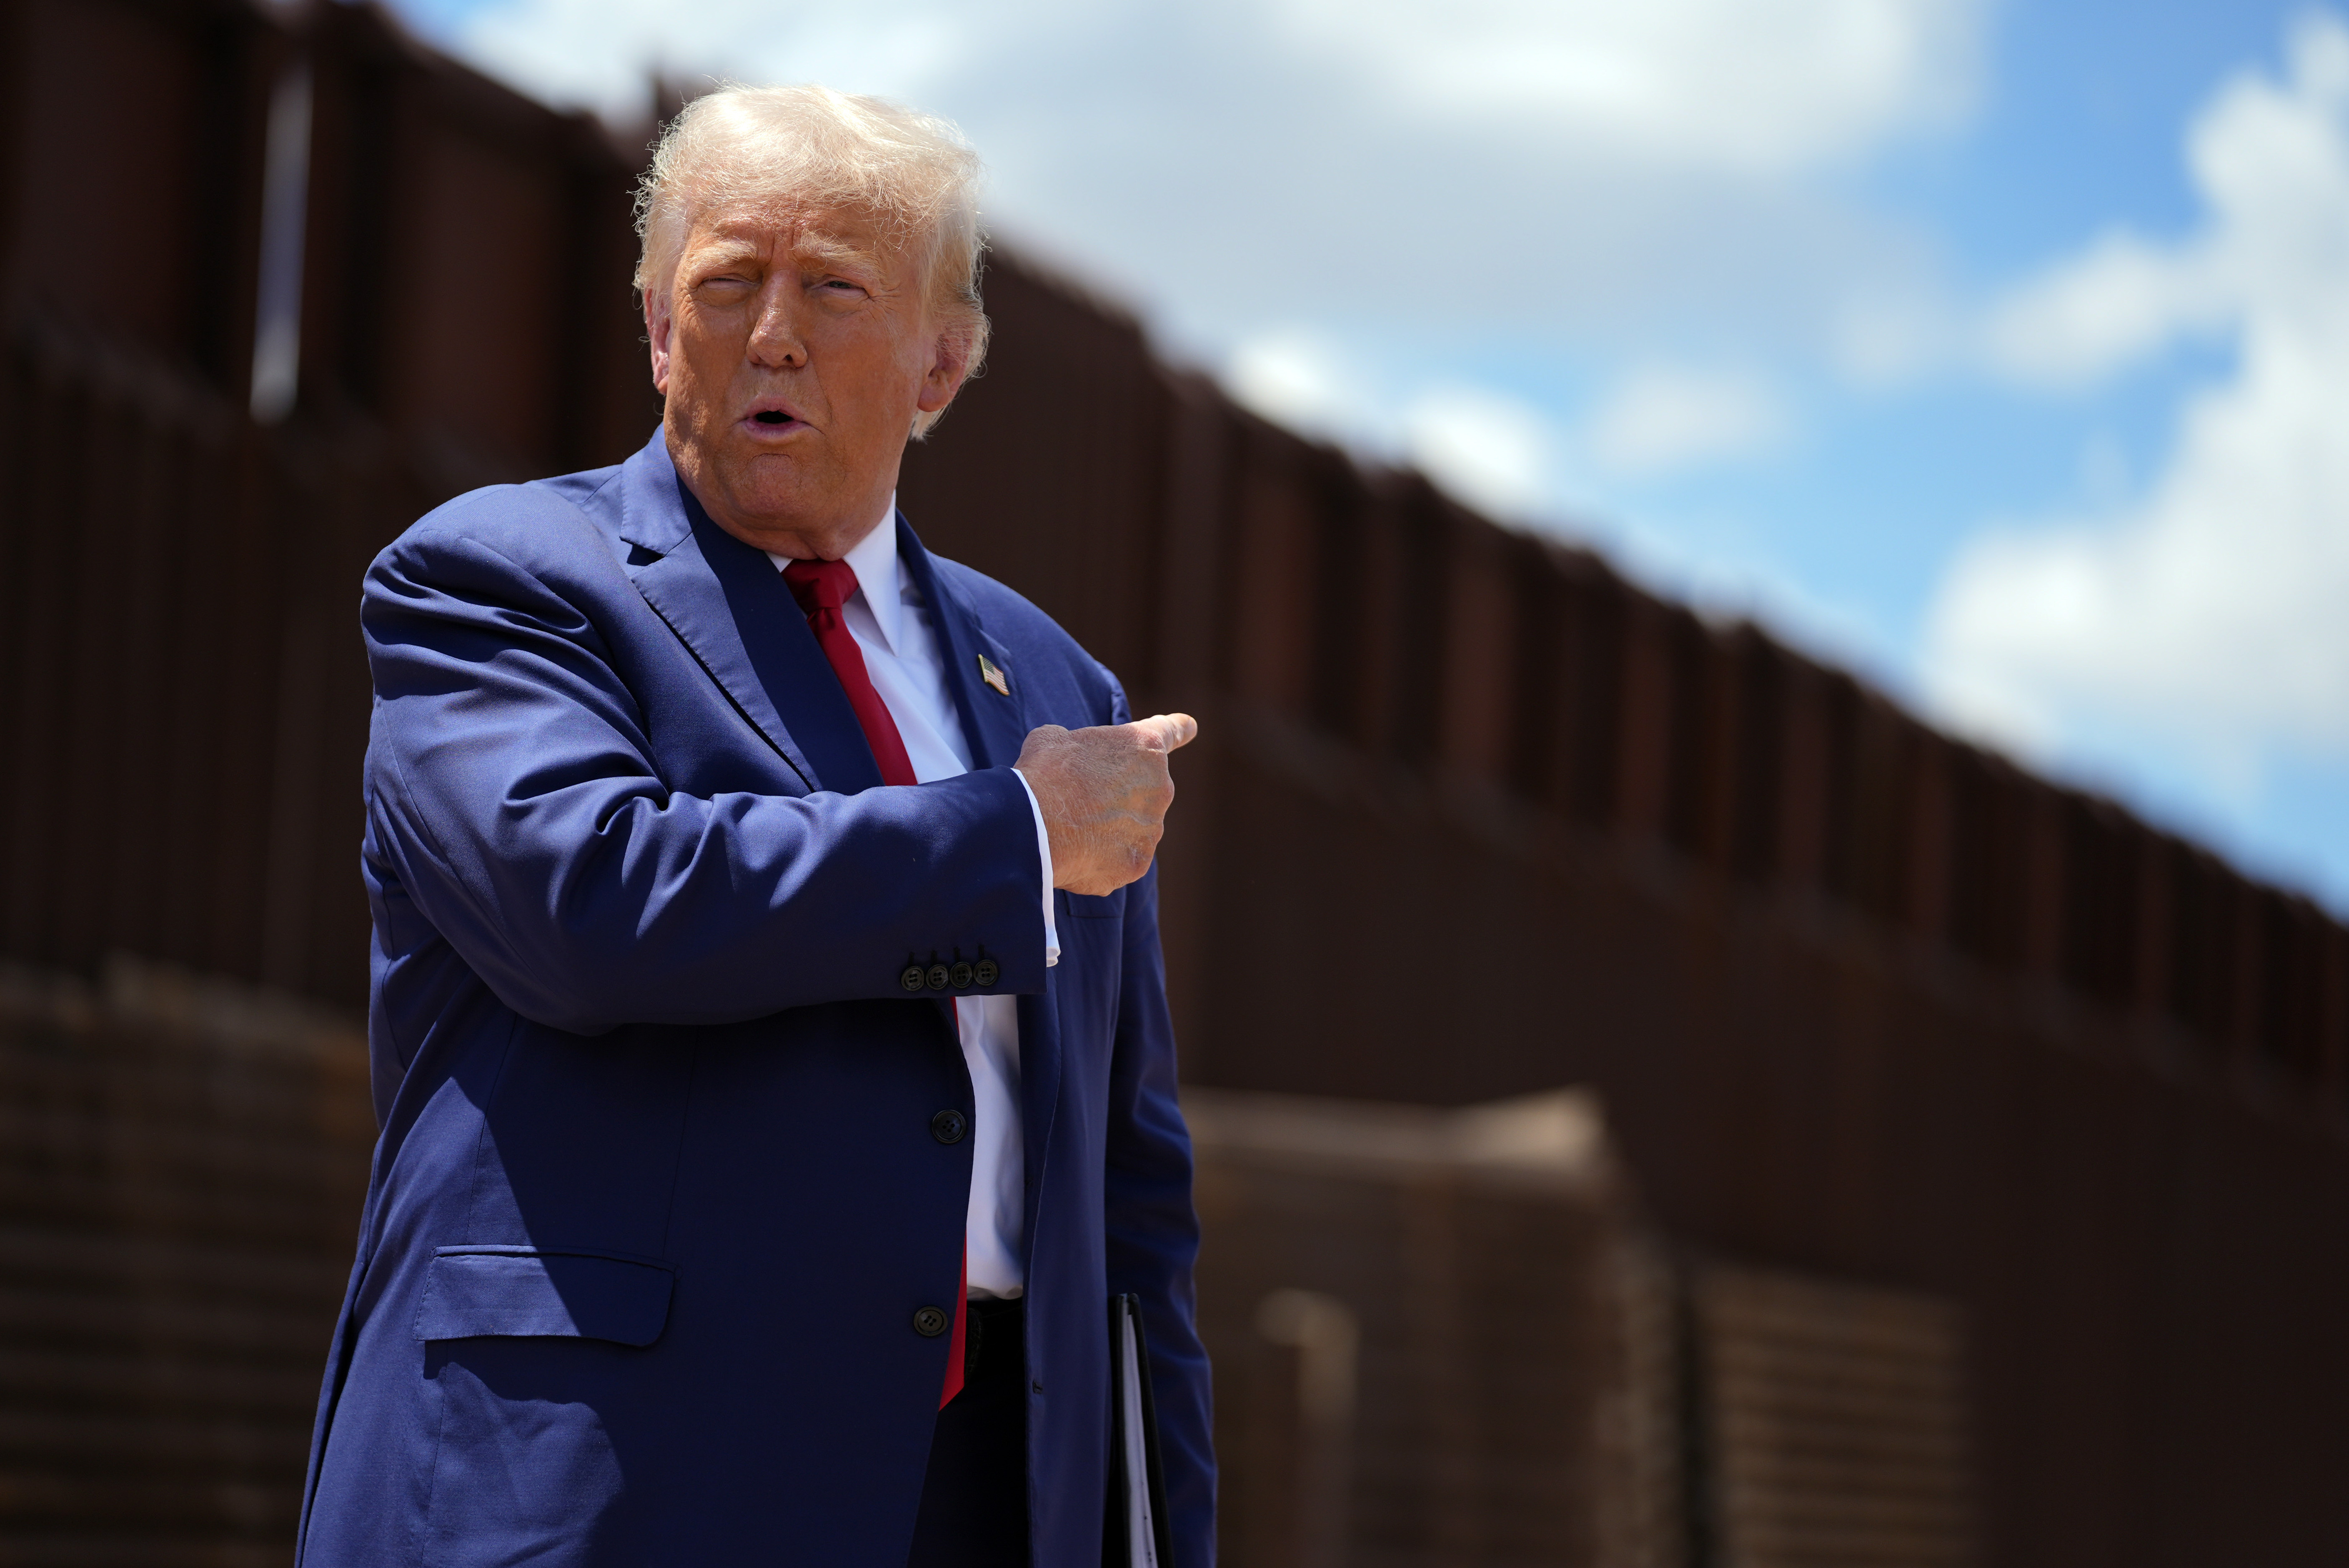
[1190,1086,1980,1568]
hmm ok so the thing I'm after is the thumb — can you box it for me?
[1131,712,1199,752]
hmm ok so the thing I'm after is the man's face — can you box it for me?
[647,201,968,560]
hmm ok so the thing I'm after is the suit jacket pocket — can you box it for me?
[413,1245,676,1347]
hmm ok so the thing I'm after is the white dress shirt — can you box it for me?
[769,501,1057,1300]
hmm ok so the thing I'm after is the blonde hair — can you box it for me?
[634,84,989,438]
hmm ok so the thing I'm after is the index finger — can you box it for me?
[1129,712,1199,752]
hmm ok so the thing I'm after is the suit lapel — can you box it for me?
[623,447,883,795]
[896,514,1028,771]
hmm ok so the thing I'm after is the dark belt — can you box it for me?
[960,1294,1024,1386]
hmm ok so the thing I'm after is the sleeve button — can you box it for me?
[913,1306,950,1338]
[899,964,927,993]
[951,961,974,989]
[925,963,951,991]
[931,1110,968,1144]
[973,958,1000,986]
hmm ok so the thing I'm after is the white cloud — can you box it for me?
[1222,330,1380,442]
[1926,13,2349,779]
[1580,363,1793,476]
[1221,335,1558,521]
[1404,386,1555,521]
[1828,288,1958,385]
[1980,230,2229,388]
[420,0,1980,355]
[1276,0,1980,175]
[1977,12,2349,389]
[451,0,990,123]
[456,0,1978,175]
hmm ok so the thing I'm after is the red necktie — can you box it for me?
[781,559,918,788]
[780,558,969,1408]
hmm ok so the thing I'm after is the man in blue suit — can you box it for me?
[298,83,1212,1567]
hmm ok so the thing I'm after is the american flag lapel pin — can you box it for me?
[977,653,1011,696]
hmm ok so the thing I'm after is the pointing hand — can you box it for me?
[1014,714,1199,897]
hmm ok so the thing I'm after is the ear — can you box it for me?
[645,288,674,397]
[915,325,973,417]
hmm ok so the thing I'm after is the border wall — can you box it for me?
[5,2,2349,1563]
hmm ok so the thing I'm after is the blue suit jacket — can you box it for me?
[298,431,1213,1567]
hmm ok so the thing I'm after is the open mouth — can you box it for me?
[743,400,807,434]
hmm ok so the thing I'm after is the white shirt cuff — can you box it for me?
[1012,769,1061,969]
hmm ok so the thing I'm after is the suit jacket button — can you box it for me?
[913,1306,950,1338]
[973,959,1000,986]
[951,961,974,989]
[925,963,951,991]
[900,964,926,993]
[931,1110,968,1145]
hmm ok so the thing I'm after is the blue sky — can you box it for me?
[390,0,2349,910]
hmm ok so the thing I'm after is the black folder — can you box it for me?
[1107,1292,1174,1568]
